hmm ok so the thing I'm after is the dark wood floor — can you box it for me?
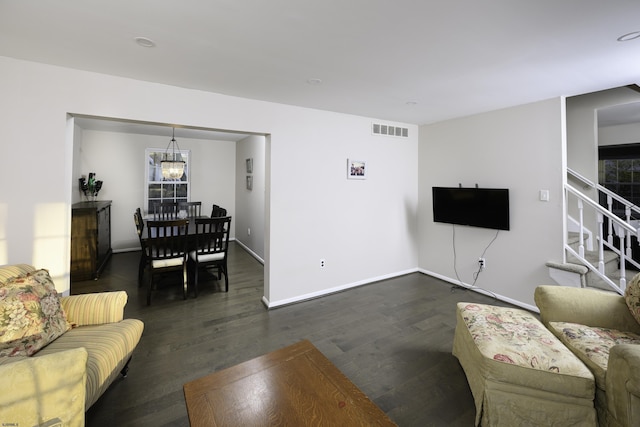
[75,242,514,426]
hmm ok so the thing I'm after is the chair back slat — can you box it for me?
[152,202,179,220]
[179,201,202,217]
[194,217,231,257]
[147,219,189,260]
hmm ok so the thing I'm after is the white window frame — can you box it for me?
[144,148,191,214]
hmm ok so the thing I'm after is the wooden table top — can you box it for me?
[183,340,396,426]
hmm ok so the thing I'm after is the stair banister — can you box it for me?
[566,184,638,235]
[568,167,640,260]
[566,183,639,292]
[567,168,596,188]
[566,184,638,237]
[568,167,640,221]
[562,169,640,294]
[598,184,640,219]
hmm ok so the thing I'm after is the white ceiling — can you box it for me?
[2,0,640,128]
[598,101,640,128]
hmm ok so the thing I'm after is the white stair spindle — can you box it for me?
[620,234,627,291]
[626,206,633,258]
[607,194,614,246]
[578,199,585,258]
[597,212,605,273]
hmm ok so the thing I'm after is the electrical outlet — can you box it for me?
[247,227,251,236]
[478,258,486,271]
[320,259,326,268]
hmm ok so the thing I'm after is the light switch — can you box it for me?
[539,189,550,202]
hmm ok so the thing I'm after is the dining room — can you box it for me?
[69,116,266,293]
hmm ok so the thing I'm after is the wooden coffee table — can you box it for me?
[183,340,396,426]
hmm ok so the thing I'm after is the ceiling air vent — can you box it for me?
[372,123,409,138]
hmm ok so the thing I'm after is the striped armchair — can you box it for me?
[0,264,144,425]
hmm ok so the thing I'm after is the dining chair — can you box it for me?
[152,201,179,220]
[179,201,202,217]
[189,216,232,297]
[133,208,148,286]
[210,204,227,217]
[146,219,189,305]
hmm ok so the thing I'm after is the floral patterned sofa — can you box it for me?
[0,264,144,426]
[453,302,597,426]
[535,280,640,427]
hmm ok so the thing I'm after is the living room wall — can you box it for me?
[418,98,565,309]
[0,55,418,305]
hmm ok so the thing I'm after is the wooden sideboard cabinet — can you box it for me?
[71,201,112,281]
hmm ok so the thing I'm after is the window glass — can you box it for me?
[145,148,190,214]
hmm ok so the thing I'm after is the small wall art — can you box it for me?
[347,159,366,180]
[246,158,253,174]
[246,175,253,190]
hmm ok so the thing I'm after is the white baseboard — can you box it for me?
[111,246,536,313]
[263,268,419,309]
[234,239,264,264]
[418,268,539,313]
[113,247,140,254]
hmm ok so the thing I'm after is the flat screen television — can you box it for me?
[432,187,510,231]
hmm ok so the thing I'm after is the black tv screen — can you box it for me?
[432,187,510,230]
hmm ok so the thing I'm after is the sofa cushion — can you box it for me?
[0,269,71,356]
[61,291,128,326]
[548,321,640,389]
[0,264,36,284]
[624,272,640,325]
[35,318,144,409]
[459,303,593,376]
[0,347,87,426]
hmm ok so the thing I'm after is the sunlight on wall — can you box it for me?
[33,203,70,295]
[0,204,7,264]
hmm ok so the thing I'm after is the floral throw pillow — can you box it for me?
[0,269,71,356]
[625,272,640,325]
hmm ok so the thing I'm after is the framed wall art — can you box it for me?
[246,158,253,174]
[347,159,366,180]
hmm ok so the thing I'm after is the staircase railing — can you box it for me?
[568,168,640,269]
[569,167,640,221]
[599,185,640,255]
[565,179,640,294]
[567,168,596,189]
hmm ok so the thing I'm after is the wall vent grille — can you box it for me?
[372,123,409,138]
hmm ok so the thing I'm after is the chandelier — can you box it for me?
[161,128,185,180]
